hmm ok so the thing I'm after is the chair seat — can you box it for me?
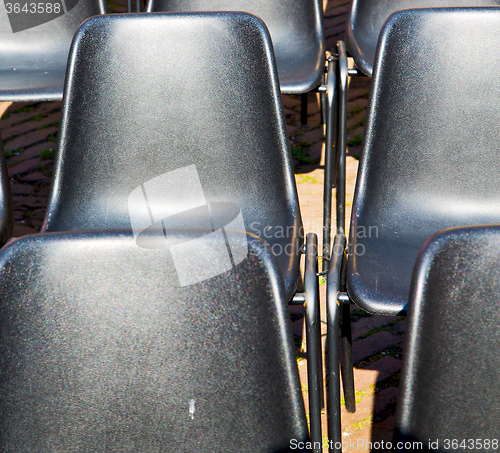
[0,66,66,101]
[146,0,325,94]
[0,0,106,102]
[274,46,324,94]
[345,0,500,76]
[348,205,500,315]
[0,230,309,451]
[394,224,500,447]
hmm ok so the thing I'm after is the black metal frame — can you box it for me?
[323,40,357,453]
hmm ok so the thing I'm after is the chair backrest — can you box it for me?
[42,13,302,299]
[146,0,325,93]
[394,224,500,449]
[0,145,12,246]
[348,7,500,313]
[345,0,500,76]
[0,229,309,450]
[0,0,106,100]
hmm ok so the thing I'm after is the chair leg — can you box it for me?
[340,301,355,413]
[304,233,322,452]
[322,55,337,272]
[336,41,348,236]
[301,93,308,125]
[326,233,346,453]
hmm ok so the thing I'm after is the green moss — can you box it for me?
[347,134,363,147]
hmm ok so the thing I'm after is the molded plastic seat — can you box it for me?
[41,13,324,447]
[42,12,302,299]
[0,230,309,451]
[0,0,106,101]
[0,148,13,246]
[146,0,325,94]
[347,7,500,316]
[325,8,500,446]
[345,0,500,77]
[394,224,500,449]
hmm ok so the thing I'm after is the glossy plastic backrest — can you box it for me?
[348,8,500,314]
[42,13,302,299]
[146,0,325,93]
[345,0,500,76]
[0,230,308,451]
[0,0,106,101]
[394,225,500,449]
[0,141,12,245]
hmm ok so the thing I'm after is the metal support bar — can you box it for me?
[304,233,323,452]
[326,234,346,453]
[340,301,355,413]
[301,93,308,125]
[127,0,132,12]
[347,68,368,77]
[336,41,348,236]
[136,0,141,11]
[322,55,337,272]
[291,293,307,305]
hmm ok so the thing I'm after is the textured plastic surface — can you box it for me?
[0,230,308,451]
[0,0,106,101]
[146,0,325,94]
[42,13,303,300]
[0,141,12,245]
[347,8,500,315]
[394,224,500,450]
[345,0,500,76]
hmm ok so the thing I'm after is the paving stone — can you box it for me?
[390,320,406,337]
[8,159,40,176]
[342,386,398,429]
[10,184,34,195]
[4,127,58,152]
[7,142,56,166]
[19,173,51,183]
[2,112,60,141]
[13,224,38,237]
[341,356,401,397]
[12,196,47,209]
[351,315,395,340]
[0,102,61,129]
[353,331,402,364]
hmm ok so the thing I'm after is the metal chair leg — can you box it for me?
[326,234,346,453]
[304,233,322,452]
[322,55,337,272]
[301,92,308,125]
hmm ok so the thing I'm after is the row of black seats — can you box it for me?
[0,0,342,285]
[327,4,500,453]
[2,2,500,452]
[0,11,328,452]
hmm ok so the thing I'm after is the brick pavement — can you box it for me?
[0,0,404,451]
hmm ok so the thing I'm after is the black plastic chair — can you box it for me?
[41,12,324,450]
[146,0,325,114]
[394,224,500,451]
[144,0,345,262]
[0,229,310,451]
[327,7,500,451]
[0,0,106,102]
[345,0,500,77]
